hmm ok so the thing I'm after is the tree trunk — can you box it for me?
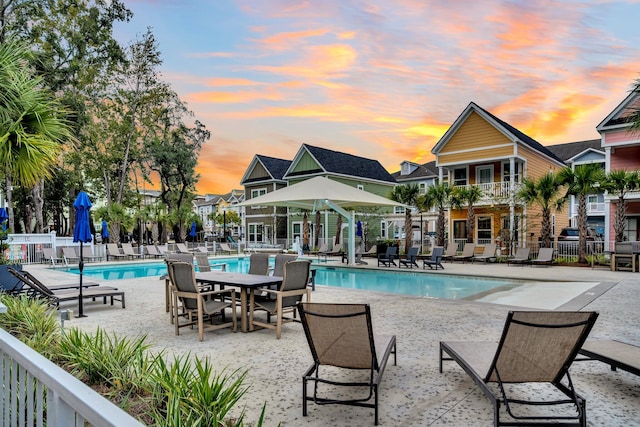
[32,180,45,233]
[577,193,588,264]
[404,210,412,253]
[614,196,626,242]
[437,208,446,247]
[541,207,552,248]
[335,215,342,245]
[466,204,475,243]
[314,210,321,248]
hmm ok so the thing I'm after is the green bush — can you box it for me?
[0,294,60,358]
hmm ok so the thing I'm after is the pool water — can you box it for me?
[69,258,516,300]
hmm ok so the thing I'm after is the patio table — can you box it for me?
[195,271,282,332]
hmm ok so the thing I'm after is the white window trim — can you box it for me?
[453,166,469,186]
[475,165,494,185]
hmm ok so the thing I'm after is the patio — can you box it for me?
[26,262,640,426]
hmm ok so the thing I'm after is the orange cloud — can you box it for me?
[187,90,281,104]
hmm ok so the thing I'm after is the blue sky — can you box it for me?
[115,0,640,193]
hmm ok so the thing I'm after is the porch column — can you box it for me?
[509,157,516,249]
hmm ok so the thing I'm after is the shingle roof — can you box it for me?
[257,155,291,180]
[391,160,438,181]
[546,139,602,162]
[474,104,566,164]
[289,144,396,183]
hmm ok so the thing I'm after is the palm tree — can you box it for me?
[0,39,72,231]
[418,183,452,247]
[517,172,565,248]
[603,169,640,242]
[451,185,483,243]
[390,184,421,254]
[557,164,606,263]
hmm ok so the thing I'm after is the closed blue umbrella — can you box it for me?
[101,220,109,241]
[356,220,363,237]
[73,191,93,318]
[189,222,197,240]
[0,207,8,231]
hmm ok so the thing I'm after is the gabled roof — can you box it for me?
[391,160,438,182]
[546,139,603,162]
[597,89,640,131]
[432,102,565,166]
[284,144,397,183]
[240,155,291,185]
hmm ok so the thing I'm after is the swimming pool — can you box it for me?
[69,259,517,300]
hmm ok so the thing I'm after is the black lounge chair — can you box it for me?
[398,246,420,268]
[423,246,444,270]
[440,310,598,427]
[578,340,640,377]
[377,246,397,267]
[298,303,397,425]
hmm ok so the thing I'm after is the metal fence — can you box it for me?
[0,327,144,427]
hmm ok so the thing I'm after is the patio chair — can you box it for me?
[9,268,102,293]
[61,247,81,264]
[531,247,554,267]
[441,244,458,262]
[321,243,343,257]
[167,261,236,341]
[578,340,640,377]
[41,247,66,267]
[440,310,599,427]
[423,246,444,270]
[106,243,128,261]
[82,246,103,262]
[610,241,636,272]
[175,242,192,253]
[193,253,211,272]
[452,243,476,263]
[398,246,420,268]
[297,303,397,425]
[9,267,124,309]
[507,247,530,266]
[249,260,311,339]
[361,245,378,258]
[272,253,297,277]
[248,253,270,275]
[471,243,496,263]
[121,242,144,259]
[377,246,397,267]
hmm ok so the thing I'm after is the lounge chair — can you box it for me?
[531,247,554,267]
[82,246,103,262]
[41,247,66,267]
[145,245,164,259]
[452,243,476,263]
[441,244,458,262]
[167,261,236,341]
[440,310,599,427]
[9,268,102,293]
[507,247,530,266]
[471,243,496,263]
[176,242,194,253]
[578,340,640,377]
[121,242,144,259]
[377,246,398,267]
[218,242,235,255]
[196,245,214,255]
[61,247,81,264]
[423,246,444,270]
[106,243,128,261]
[321,243,343,257]
[361,245,377,258]
[297,303,397,425]
[398,246,420,268]
[248,253,270,275]
[250,259,311,339]
[9,267,125,309]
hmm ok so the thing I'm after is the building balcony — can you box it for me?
[571,202,606,216]
[453,181,522,205]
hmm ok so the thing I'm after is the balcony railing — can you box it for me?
[454,181,521,204]
[571,202,606,216]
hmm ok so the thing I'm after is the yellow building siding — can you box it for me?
[522,204,569,241]
[439,146,514,165]
[518,145,563,180]
[439,111,513,154]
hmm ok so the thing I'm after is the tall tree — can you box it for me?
[0,39,73,231]
[603,169,640,242]
[418,183,452,247]
[557,164,606,263]
[451,185,483,243]
[517,172,565,248]
[390,184,420,253]
[631,77,640,130]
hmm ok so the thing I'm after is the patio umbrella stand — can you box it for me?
[73,191,93,318]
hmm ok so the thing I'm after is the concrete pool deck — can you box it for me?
[26,260,640,426]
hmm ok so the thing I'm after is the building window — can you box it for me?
[502,162,521,183]
[477,216,492,240]
[419,182,426,194]
[380,221,387,239]
[394,206,405,215]
[357,184,364,190]
[248,223,263,243]
[251,188,266,198]
[453,168,467,186]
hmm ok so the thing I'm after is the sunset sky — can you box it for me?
[115,0,640,195]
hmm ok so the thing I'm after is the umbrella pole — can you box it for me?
[77,241,86,317]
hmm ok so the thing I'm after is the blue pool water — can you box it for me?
[69,259,516,300]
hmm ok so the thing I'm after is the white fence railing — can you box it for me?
[0,328,144,427]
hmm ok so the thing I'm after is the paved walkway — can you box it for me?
[27,259,640,426]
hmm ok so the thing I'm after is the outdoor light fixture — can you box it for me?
[60,309,73,329]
